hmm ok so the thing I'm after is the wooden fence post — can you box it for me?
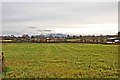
[1,52,5,72]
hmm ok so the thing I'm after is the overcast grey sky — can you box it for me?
[2,2,118,35]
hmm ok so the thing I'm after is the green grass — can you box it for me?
[2,43,119,78]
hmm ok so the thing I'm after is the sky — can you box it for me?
[1,1,119,36]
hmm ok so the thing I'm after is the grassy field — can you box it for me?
[2,43,119,78]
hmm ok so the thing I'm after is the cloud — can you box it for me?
[3,2,117,23]
[1,0,119,2]
[2,2,118,35]
[28,26,36,29]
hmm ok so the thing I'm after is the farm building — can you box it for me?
[106,37,120,43]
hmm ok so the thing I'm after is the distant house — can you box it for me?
[106,37,120,43]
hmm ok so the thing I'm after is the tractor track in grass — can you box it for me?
[58,44,81,53]
[52,44,59,52]
[56,44,83,61]
[57,44,71,51]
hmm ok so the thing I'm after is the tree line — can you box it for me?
[0,33,119,43]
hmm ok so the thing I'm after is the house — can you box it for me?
[106,37,120,43]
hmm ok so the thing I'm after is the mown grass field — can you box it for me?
[2,43,119,78]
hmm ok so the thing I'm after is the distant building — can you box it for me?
[106,37,120,43]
